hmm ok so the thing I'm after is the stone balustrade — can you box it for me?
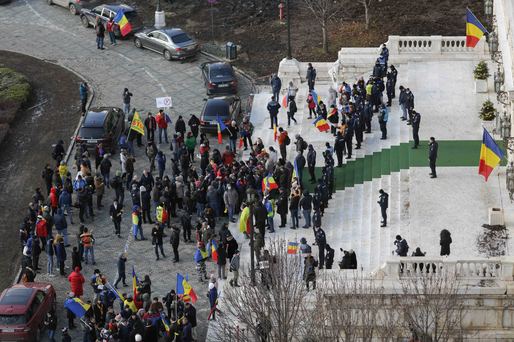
[377,256,514,281]
[387,36,481,54]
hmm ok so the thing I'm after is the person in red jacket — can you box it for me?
[155,109,169,144]
[35,215,48,247]
[307,91,316,119]
[221,145,235,166]
[49,187,58,216]
[68,267,85,297]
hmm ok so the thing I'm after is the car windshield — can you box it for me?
[0,315,26,325]
[210,66,232,79]
[203,100,230,120]
[79,127,104,139]
[171,33,191,44]
[0,288,32,305]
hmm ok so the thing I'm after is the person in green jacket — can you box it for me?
[185,132,197,163]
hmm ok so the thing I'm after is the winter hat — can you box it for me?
[300,237,307,244]
[208,282,215,290]
[135,334,142,342]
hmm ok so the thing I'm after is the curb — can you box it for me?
[12,62,95,285]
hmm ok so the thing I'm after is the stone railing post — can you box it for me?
[387,35,400,55]
[501,257,514,281]
[431,35,443,54]
[278,57,301,88]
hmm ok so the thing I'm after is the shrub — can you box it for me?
[479,99,496,121]
[474,61,490,80]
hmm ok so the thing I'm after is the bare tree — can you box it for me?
[302,0,343,53]
[210,239,311,342]
[360,0,373,30]
[309,271,405,341]
[396,272,467,341]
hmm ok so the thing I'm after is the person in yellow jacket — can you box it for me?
[132,205,146,240]
[239,205,251,239]
[58,161,68,183]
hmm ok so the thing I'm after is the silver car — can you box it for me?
[134,28,199,61]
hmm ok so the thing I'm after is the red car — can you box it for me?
[0,283,56,342]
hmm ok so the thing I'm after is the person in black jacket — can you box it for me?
[151,225,165,260]
[188,115,200,138]
[295,151,306,186]
[394,235,409,257]
[411,111,421,149]
[109,199,123,237]
[325,244,334,269]
[287,98,298,126]
[299,190,312,228]
[170,225,180,262]
[440,229,452,256]
[139,186,153,224]
[334,132,345,167]
[276,188,288,228]
[429,137,438,178]
[114,253,127,288]
[183,303,197,337]
[266,96,281,129]
[175,116,186,137]
[378,189,389,227]
[306,63,316,91]
[96,20,105,50]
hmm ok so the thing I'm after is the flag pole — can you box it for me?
[497,172,504,212]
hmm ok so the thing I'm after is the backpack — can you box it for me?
[285,135,291,145]
[301,140,308,151]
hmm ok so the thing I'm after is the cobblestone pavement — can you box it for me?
[0,1,254,340]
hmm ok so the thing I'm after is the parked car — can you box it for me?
[0,283,56,342]
[134,28,199,61]
[199,96,242,134]
[75,107,125,152]
[201,62,238,96]
[47,0,100,15]
[80,4,143,38]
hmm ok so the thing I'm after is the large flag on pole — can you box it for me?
[64,297,90,318]
[466,8,488,48]
[113,10,132,37]
[479,127,504,181]
[176,273,198,303]
[130,111,145,135]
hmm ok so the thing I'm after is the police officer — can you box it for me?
[378,189,389,228]
[429,137,438,178]
[411,110,421,149]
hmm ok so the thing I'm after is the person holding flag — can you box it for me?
[216,115,228,145]
[194,242,209,282]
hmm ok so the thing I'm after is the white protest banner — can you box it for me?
[156,96,173,108]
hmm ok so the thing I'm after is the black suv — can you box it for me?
[76,107,125,152]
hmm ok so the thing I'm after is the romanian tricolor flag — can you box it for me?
[64,297,91,318]
[113,10,132,37]
[466,8,488,48]
[479,127,504,181]
[327,107,337,119]
[273,123,278,142]
[311,89,320,106]
[177,273,198,303]
[287,241,299,254]
[194,248,209,263]
[216,115,227,145]
[132,266,139,300]
[313,116,330,132]
[130,111,145,135]
[209,240,219,262]
[262,175,279,193]
[282,95,288,108]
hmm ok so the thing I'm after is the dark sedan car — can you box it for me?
[199,96,242,134]
[75,107,125,152]
[201,62,238,96]
[80,4,143,38]
[134,28,199,61]
[0,283,56,342]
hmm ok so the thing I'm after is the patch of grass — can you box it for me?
[0,67,31,105]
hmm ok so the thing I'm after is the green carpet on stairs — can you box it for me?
[304,139,507,192]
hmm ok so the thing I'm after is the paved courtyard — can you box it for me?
[0,0,253,341]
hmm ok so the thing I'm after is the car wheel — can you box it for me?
[134,38,142,49]
[80,16,90,28]
[163,50,172,61]
[69,3,77,15]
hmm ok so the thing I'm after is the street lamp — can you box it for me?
[154,0,165,29]
[485,0,493,17]
[246,187,258,285]
[489,31,498,53]
[494,67,504,93]
[501,111,511,139]
[506,161,514,200]
[286,0,292,59]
